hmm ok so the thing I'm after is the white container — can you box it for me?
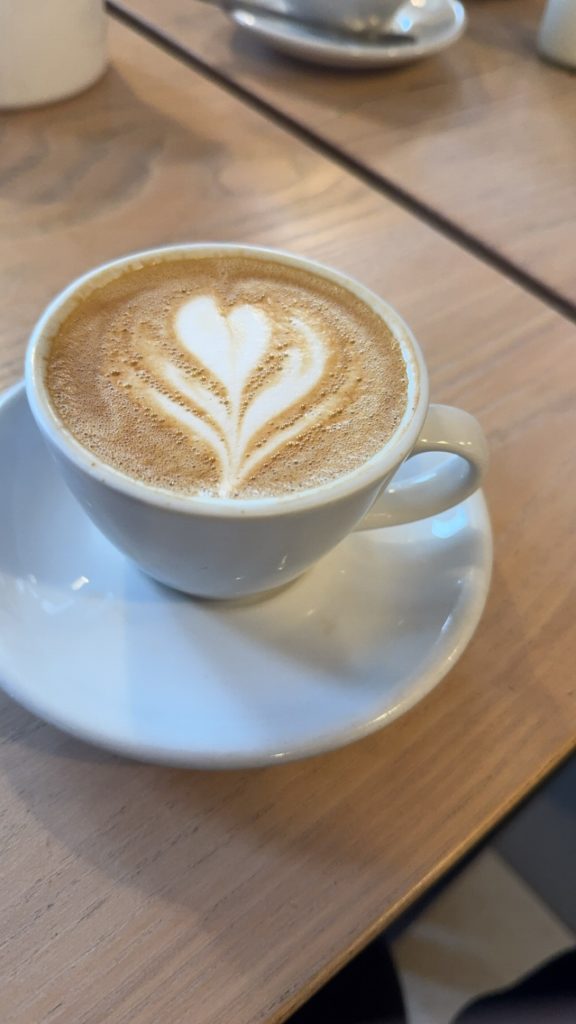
[25,244,489,599]
[0,0,106,109]
[538,0,576,70]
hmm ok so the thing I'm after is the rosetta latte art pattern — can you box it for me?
[131,296,341,497]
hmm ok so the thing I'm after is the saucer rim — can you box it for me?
[0,382,492,769]
[230,0,467,67]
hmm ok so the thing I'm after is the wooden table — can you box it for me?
[1,16,576,1024]
[114,0,576,314]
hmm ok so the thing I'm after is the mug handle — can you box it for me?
[356,404,489,530]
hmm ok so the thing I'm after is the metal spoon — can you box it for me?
[196,0,417,44]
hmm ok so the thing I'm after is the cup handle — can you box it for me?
[356,404,489,530]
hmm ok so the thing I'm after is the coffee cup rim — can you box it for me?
[25,243,429,519]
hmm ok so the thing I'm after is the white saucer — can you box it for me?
[231,0,466,69]
[0,384,491,768]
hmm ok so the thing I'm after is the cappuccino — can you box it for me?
[46,253,408,499]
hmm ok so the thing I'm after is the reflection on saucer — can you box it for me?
[231,0,467,69]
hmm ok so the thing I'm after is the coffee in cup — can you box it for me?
[46,253,409,501]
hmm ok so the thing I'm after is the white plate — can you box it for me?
[231,0,467,69]
[0,384,491,768]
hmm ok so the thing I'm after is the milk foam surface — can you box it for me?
[46,255,409,499]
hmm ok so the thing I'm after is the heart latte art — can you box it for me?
[46,255,408,499]
[142,296,333,496]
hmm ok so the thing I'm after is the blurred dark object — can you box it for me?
[455,949,576,1023]
[288,936,406,1023]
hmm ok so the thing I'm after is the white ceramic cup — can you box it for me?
[538,0,576,69]
[0,0,106,110]
[25,244,488,599]
[269,0,404,29]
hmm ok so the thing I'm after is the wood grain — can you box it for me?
[1,17,576,1024]
[114,0,576,310]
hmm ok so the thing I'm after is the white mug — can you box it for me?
[538,0,576,69]
[25,244,488,599]
[0,0,106,109]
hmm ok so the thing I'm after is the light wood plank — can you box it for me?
[115,0,576,309]
[0,18,575,1024]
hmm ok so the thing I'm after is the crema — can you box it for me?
[46,254,408,499]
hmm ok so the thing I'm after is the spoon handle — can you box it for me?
[196,0,416,43]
